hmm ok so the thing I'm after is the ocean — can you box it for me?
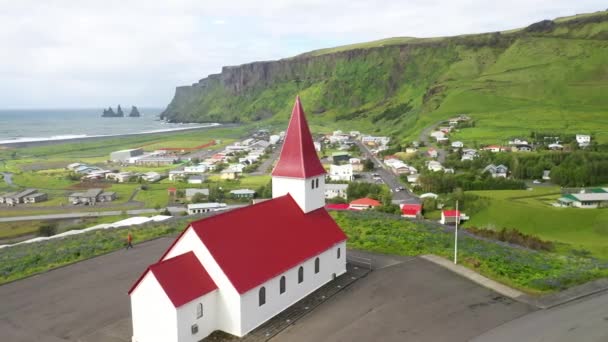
[0,108,217,144]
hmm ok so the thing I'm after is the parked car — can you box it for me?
[532,180,541,184]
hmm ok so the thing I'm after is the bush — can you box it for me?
[465,227,554,251]
[38,223,57,237]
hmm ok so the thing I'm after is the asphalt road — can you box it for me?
[273,258,534,342]
[355,140,420,204]
[0,237,174,342]
[472,290,608,342]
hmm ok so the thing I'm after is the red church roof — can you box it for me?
[442,210,461,217]
[325,203,351,210]
[271,96,326,179]
[350,198,381,207]
[172,195,346,294]
[402,204,422,216]
[129,251,217,308]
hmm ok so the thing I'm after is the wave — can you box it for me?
[0,123,221,145]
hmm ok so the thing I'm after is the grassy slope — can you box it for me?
[163,11,608,144]
[465,187,608,259]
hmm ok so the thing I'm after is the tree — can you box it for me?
[363,159,375,171]
[116,105,124,117]
[191,193,207,203]
[38,223,57,237]
[208,185,225,202]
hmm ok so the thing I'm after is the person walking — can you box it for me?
[126,231,134,250]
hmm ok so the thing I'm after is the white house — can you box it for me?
[187,202,227,214]
[427,161,444,172]
[142,172,161,183]
[130,97,347,342]
[269,135,280,145]
[329,164,354,181]
[325,183,348,199]
[185,165,208,173]
[576,134,591,147]
[188,175,206,184]
[313,141,322,152]
[451,141,464,149]
[483,164,508,178]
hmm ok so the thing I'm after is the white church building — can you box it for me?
[129,97,348,342]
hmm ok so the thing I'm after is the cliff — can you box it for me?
[161,11,608,140]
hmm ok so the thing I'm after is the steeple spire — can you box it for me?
[271,96,325,179]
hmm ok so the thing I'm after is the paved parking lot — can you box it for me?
[272,258,535,342]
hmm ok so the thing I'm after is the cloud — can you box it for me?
[0,0,605,108]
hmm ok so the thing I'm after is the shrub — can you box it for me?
[38,223,57,237]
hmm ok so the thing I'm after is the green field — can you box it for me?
[465,187,608,259]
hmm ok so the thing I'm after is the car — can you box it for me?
[532,180,541,184]
[398,186,405,191]
[394,188,400,192]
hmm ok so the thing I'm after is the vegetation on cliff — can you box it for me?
[161,11,608,143]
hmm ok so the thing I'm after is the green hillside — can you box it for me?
[162,10,608,143]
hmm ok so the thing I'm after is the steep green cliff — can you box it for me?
[161,11,608,143]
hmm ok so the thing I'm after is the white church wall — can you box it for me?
[176,290,218,342]
[131,272,178,342]
[272,176,325,213]
[239,241,347,335]
[163,228,242,336]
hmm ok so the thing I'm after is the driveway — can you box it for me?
[272,258,535,342]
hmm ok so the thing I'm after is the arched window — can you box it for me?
[280,276,286,294]
[196,303,203,318]
[315,178,319,188]
[311,179,314,189]
[337,247,341,259]
[315,257,320,274]
[298,266,304,283]
[259,287,266,306]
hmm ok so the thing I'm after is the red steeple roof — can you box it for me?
[272,96,326,179]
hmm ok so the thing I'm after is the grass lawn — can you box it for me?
[465,187,608,259]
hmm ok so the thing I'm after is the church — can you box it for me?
[129,97,348,342]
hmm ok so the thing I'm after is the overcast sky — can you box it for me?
[0,0,605,109]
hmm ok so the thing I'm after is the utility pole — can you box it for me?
[454,200,459,264]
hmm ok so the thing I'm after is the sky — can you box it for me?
[0,0,605,109]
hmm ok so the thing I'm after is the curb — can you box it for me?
[419,254,608,310]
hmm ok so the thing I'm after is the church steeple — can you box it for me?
[272,96,326,213]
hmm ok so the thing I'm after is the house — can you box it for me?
[331,152,351,164]
[427,148,438,158]
[482,145,506,153]
[542,170,551,181]
[361,136,390,146]
[461,149,478,161]
[443,168,455,174]
[451,141,464,149]
[349,198,381,210]
[483,164,508,178]
[401,204,422,218]
[229,189,256,199]
[187,202,227,214]
[0,189,39,205]
[110,148,144,162]
[185,189,210,201]
[269,135,280,145]
[405,147,418,154]
[67,163,83,170]
[68,188,116,205]
[106,171,135,183]
[440,210,468,225]
[548,143,563,150]
[130,97,347,342]
[220,170,239,180]
[420,193,438,199]
[188,175,205,184]
[325,203,351,211]
[349,158,364,172]
[313,141,322,152]
[427,161,444,172]
[325,183,348,199]
[184,165,208,173]
[508,139,529,146]
[24,192,48,204]
[512,144,532,152]
[576,134,591,147]
[169,170,187,181]
[329,164,354,181]
[558,191,608,209]
[133,154,180,166]
[142,172,162,183]
[406,174,419,184]
[349,131,360,137]
[430,131,445,140]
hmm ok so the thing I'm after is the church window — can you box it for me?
[196,303,203,318]
[259,286,266,306]
[337,247,341,259]
[315,257,320,274]
[298,266,304,283]
[280,276,286,294]
[311,179,314,189]
[315,178,319,188]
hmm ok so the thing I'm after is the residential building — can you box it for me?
[420,193,438,199]
[512,144,532,152]
[169,170,187,181]
[23,192,48,204]
[187,202,227,214]
[349,158,363,172]
[184,165,208,173]
[401,204,422,218]
[313,141,321,152]
[142,172,162,183]
[427,161,444,172]
[110,148,144,162]
[269,135,280,145]
[0,189,40,205]
[548,143,563,150]
[451,141,464,149]
[329,164,354,181]
[427,148,438,158]
[482,145,507,153]
[576,134,591,147]
[405,147,418,154]
[508,139,529,146]
[188,175,205,184]
[558,192,608,209]
[130,97,347,341]
[349,198,381,210]
[542,170,551,181]
[68,188,116,205]
[325,183,348,199]
[483,164,508,178]
[331,152,350,164]
[229,189,256,199]
[106,172,135,183]
[440,210,469,225]
[406,174,419,184]
[220,170,239,180]
[133,155,180,166]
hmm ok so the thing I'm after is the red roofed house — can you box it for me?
[440,209,468,225]
[129,97,347,342]
[349,197,381,210]
[401,203,423,218]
